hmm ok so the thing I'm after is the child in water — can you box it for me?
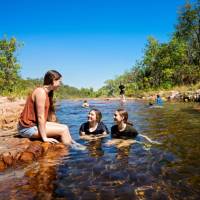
[79,109,109,140]
[155,94,163,106]
[106,109,138,148]
[148,95,163,107]
[108,109,161,149]
[111,108,138,139]
[82,100,89,108]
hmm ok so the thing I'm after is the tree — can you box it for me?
[0,37,22,93]
[143,36,162,88]
[175,0,200,66]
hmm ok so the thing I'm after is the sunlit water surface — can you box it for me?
[0,100,200,200]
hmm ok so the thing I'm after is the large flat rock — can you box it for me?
[0,129,66,172]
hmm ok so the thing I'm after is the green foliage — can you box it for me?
[0,37,22,94]
[175,0,200,66]
[100,0,200,96]
[56,86,96,99]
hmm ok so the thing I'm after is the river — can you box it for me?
[0,100,199,200]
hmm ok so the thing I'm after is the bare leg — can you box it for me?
[32,122,72,145]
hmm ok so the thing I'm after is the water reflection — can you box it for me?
[87,139,104,158]
[0,146,69,200]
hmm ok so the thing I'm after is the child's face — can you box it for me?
[113,111,123,123]
[88,110,97,122]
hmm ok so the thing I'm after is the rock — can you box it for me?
[0,96,25,130]
[41,142,51,153]
[0,160,6,171]
[168,91,180,100]
[26,141,44,158]
[20,152,35,162]
[0,134,68,171]
[2,152,13,166]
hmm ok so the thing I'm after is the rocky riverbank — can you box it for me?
[0,96,66,172]
[139,89,200,102]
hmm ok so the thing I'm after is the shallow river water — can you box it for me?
[0,100,200,200]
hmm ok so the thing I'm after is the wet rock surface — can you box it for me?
[0,133,66,171]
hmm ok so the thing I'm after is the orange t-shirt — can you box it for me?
[19,88,50,127]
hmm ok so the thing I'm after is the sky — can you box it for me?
[0,0,189,90]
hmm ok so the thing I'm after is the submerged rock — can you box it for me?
[0,136,66,172]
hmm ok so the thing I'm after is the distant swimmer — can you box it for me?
[148,94,163,108]
[82,100,89,108]
[156,94,163,106]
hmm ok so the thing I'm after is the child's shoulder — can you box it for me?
[111,124,117,130]
[80,121,89,127]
